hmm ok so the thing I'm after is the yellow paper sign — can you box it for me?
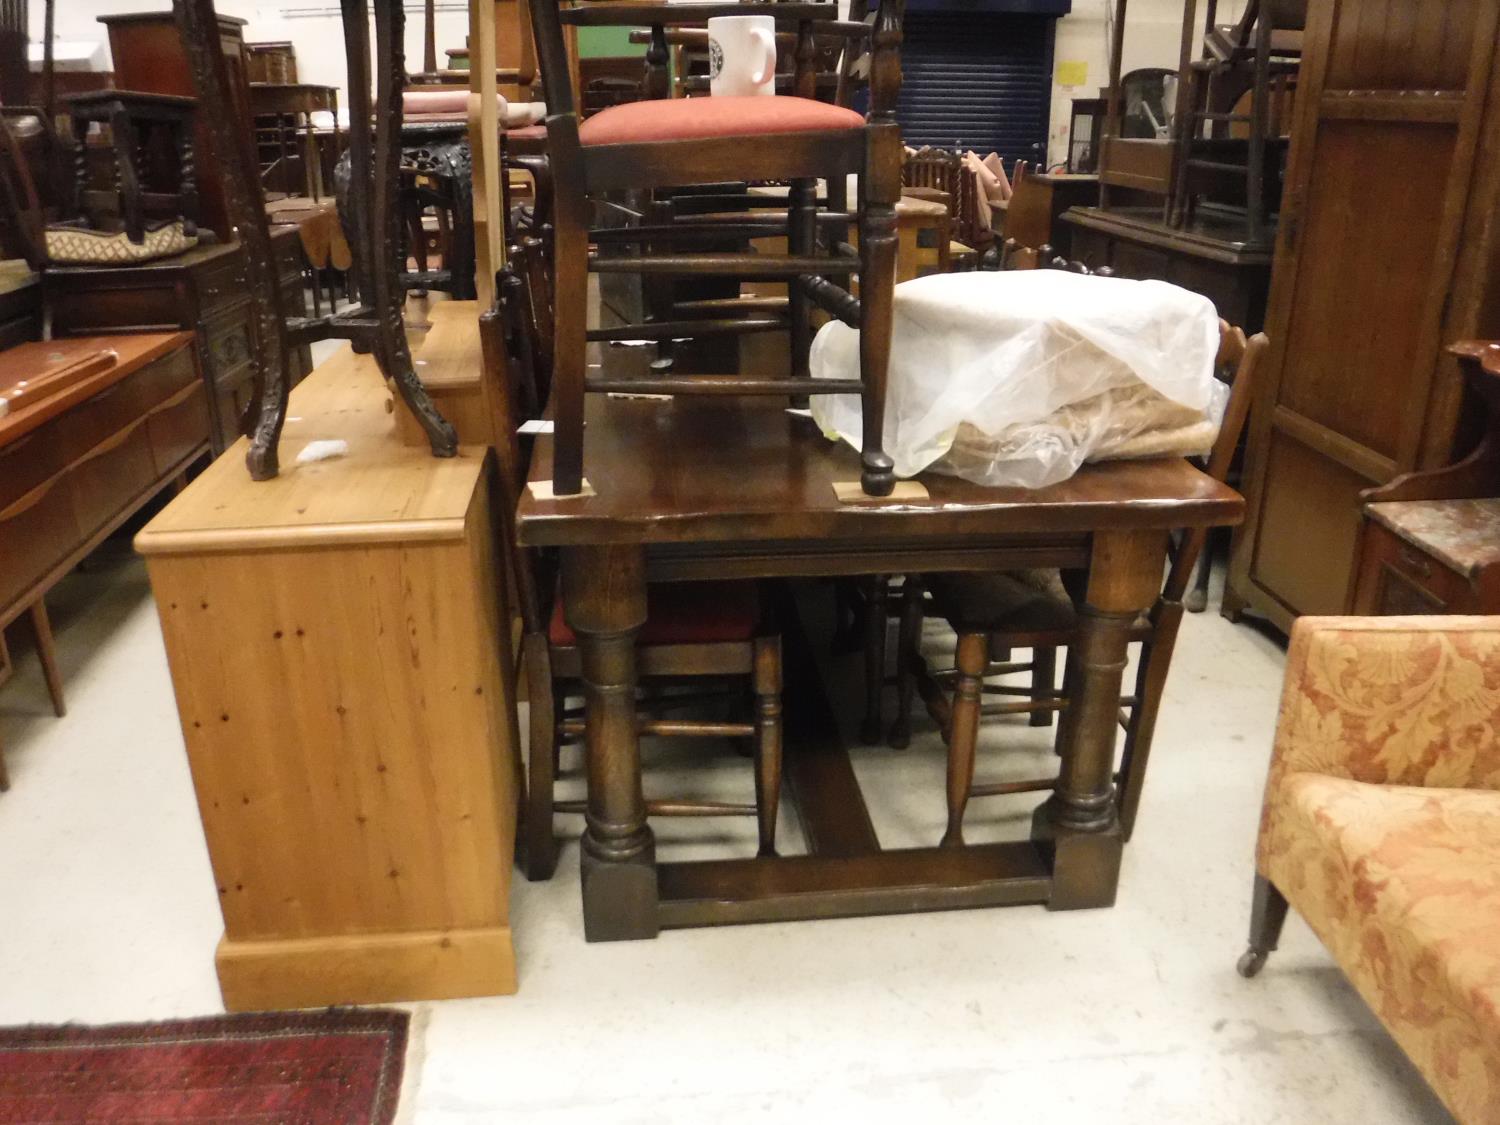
[1056,60,1089,88]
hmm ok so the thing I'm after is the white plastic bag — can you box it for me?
[809,270,1224,488]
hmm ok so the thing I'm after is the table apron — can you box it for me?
[643,535,1091,582]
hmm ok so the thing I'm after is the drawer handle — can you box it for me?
[0,428,40,457]
[71,414,149,468]
[1398,545,1433,579]
[0,473,62,523]
[145,380,203,417]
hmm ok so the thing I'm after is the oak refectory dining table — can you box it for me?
[515,392,1244,941]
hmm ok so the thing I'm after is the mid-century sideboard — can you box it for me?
[0,332,212,784]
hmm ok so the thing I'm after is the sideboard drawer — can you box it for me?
[148,380,211,476]
[68,419,156,537]
[199,255,250,313]
[50,284,182,333]
[0,421,64,513]
[0,476,80,608]
[53,374,140,458]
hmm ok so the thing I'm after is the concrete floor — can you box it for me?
[0,544,1454,1124]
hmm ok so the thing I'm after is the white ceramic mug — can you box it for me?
[708,15,777,97]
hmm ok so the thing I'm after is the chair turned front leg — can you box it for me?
[521,634,560,881]
[1238,874,1290,978]
[942,631,988,848]
[1030,645,1057,728]
[889,576,924,749]
[857,199,897,497]
[788,177,817,400]
[752,635,783,857]
[1186,528,1216,613]
[860,575,888,745]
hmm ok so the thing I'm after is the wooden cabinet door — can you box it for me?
[1231,0,1500,626]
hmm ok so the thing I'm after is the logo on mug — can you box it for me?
[709,38,724,78]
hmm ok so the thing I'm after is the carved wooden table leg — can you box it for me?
[367,0,458,459]
[1037,528,1166,910]
[176,0,292,479]
[562,544,659,941]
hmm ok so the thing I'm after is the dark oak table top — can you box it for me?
[515,393,1245,547]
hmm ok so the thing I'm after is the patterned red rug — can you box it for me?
[0,1008,408,1124]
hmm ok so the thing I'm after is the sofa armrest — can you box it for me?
[1265,616,1500,792]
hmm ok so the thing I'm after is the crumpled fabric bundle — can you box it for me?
[809,270,1225,489]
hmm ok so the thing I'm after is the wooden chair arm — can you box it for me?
[559,2,837,26]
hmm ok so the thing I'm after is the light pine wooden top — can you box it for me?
[136,345,489,556]
[411,300,483,391]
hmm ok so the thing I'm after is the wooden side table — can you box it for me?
[1350,339,1500,615]
[1352,500,1500,614]
[136,348,521,1008]
[250,83,341,200]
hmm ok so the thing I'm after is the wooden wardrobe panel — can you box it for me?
[1324,0,1477,91]
[1252,430,1371,614]
[1228,0,1500,633]
[1277,120,1459,460]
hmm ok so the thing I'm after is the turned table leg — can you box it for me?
[1037,529,1166,910]
[562,544,658,941]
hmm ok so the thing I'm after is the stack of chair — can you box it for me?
[1169,0,1305,246]
[526,0,907,498]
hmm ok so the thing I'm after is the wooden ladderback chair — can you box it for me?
[902,146,990,261]
[0,111,44,269]
[888,321,1267,846]
[526,0,906,497]
[1170,0,1305,245]
[481,274,786,881]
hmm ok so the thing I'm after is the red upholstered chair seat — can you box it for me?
[578,96,864,146]
[549,580,760,647]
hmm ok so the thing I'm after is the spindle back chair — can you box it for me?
[892,321,1266,845]
[482,272,786,881]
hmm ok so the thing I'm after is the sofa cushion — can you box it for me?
[578,96,864,147]
[1261,773,1500,1123]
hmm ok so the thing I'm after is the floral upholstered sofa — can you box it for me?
[1239,616,1500,1124]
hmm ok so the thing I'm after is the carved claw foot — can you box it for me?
[245,441,279,481]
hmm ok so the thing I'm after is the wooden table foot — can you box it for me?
[564,544,661,942]
[1033,807,1123,910]
[581,847,660,942]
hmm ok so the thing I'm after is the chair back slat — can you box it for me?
[479,298,548,634]
[1162,323,1268,602]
